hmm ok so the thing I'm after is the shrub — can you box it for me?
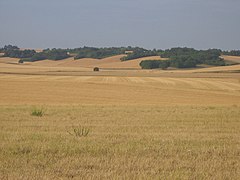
[140,60,160,69]
[18,59,24,64]
[67,125,90,137]
[93,67,99,71]
[31,108,45,117]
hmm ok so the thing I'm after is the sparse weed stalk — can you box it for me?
[67,125,90,137]
[31,107,45,117]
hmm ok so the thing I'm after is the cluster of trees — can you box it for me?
[140,48,225,69]
[0,45,36,58]
[223,50,240,56]
[140,59,197,69]
[4,49,36,58]
[120,48,159,61]
[73,47,125,59]
[160,47,197,58]
[23,49,70,62]
[72,46,150,60]
[140,60,169,69]
[39,49,69,60]
[1,45,70,61]
[0,45,19,52]
[1,45,239,68]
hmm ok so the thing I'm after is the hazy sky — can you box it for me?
[0,0,240,50]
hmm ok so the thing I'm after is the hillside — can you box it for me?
[99,56,167,69]
[24,55,166,69]
[0,57,20,64]
[222,55,240,64]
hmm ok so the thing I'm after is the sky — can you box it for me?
[0,0,240,50]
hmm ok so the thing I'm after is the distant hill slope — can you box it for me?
[222,55,240,64]
[99,56,167,69]
[0,57,20,64]
[27,55,126,67]
[4,55,239,71]
[186,64,240,73]
[25,55,167,69]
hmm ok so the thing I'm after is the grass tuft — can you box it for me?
[31,107,45,117]
[67,125,90,138]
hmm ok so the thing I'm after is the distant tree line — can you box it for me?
[1,45,35,58]
[72,46,152,60]
[120,49,160,61]
[30,49,70,61]
[0,45,70,62]
[0,45,19,52]
[73,47,125,59]
[4,49,36,58]
[1,45,239,68]
[223,50,240,56]
[140,48,225,69]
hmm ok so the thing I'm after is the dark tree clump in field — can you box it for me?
[93,67,100,71]
[43,49,70,60]
[140,48,225,69]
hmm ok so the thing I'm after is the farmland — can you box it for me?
[0,56,240,179]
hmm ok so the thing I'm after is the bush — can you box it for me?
[93,67,100,71]
[159,61,170,70]
[31,108,45,117]
[67,125,90,138]
[170,56,197,68]
[140,60,161,69]
[31,52,47,61]
[18,59,24,64]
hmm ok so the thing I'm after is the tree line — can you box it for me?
[1,45,239,68]
[0,45,70,62]
[140,48,226,69]
[223,50,240,56]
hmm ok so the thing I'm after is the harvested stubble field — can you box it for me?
[0,59,240,179]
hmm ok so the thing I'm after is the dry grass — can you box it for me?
[26,55,127,68]
[24,55,166,69]
[99,56,167,69]
[0,105,239,179]
[0,74,240,105]
[188,64,240,73]
[0,57,240,179]
[0,57,19,64]
[222,55,240,64]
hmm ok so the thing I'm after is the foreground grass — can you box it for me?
[0,105,239,179]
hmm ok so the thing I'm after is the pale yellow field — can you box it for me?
[0,57,240,179]
[222,55,240,64]
[99,56,167,69]
[0,57,19,64]
[26,55,126,68]
[187,64,240,73]
[0,74,240,105]
[24,55,165,69]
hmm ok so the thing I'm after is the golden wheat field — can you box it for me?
[0,57,240,179]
